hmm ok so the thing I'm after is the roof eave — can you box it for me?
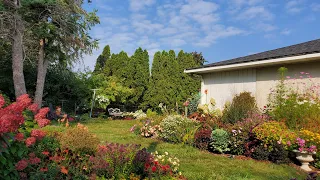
[184,53,320,74]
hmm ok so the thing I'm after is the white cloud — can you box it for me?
[129,0,156,12]
[281,29,291,35]
[254,23,277,32]
[194,26,246,47]
[285,0,305,14]
[236,6,273,21]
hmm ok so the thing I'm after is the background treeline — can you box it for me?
[0,42,204,113]
[91,45,205,112]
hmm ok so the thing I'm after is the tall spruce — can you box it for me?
[94,45,110,73]
[126,47,149,106]
[177,50,201,103]
[103,51,129,79]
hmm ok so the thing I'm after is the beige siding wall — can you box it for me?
[256,60,320,107]
[201,60,320,109]
[202,69,256,109]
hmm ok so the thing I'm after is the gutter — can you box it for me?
[184,53,320,74]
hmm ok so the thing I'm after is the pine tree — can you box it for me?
[94,45,110,73]
[125,47,150,106]
[177,50,201,104]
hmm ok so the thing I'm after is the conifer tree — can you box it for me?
[125,47,150,106]
[94,45,110,72]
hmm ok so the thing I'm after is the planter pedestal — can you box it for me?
[293,150,315,172]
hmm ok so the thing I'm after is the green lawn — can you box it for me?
[81,119,305,180]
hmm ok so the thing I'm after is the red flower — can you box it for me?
[151,166,157,172]
[27,103,38,114]
[40,167,48,172]
[15,159,28,171]
[42,151,50,156]
[34,107,50,120]
[25,137,36,147]
[36,118,50,128]
[15,133,24,142]
[0,95,5,108]
[31,129,46,140]
[29,157,41,165]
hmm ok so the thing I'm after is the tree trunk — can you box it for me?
[34,39,49,108]
[12,1,27,98]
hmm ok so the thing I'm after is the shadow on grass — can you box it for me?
[147,141,159,152]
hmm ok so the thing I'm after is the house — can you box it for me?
[184,39,320,109]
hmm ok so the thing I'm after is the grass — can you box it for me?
[76,118,307,180]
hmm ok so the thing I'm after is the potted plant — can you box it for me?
[291,138,317,171]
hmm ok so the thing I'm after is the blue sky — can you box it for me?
[78,0,320,71]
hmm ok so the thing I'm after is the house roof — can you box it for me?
[186,38,320,71]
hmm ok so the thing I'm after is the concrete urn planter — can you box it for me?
[293,150,315,172]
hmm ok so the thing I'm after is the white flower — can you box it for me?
[165,152,169,155]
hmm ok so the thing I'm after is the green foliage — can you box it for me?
[251,145,269,161]
[268,142,290,164]
[32,136,60,155]
[143,50,201,110]
[58,125,100,154]
[159,115,199,143]
[94,45,111,73]
[187,92,201,115]
[125,48,150,106]
[253,121,297,149]
[0,134,28,180]
[209,129,230,153]
[267,68,320,131]
[222,92,257,124]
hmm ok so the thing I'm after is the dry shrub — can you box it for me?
[58,123,100,154]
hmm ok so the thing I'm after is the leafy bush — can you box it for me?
[89,143,140,179]
[159,115,199,143]
[209,129,230,153]
[194,129,212,150]
[132,148,153,178]
[229,128,246,155]
[58,123,100,154]
[222,92,257,124]
[267,69,320,131]
[187,92,201,115]
[251,145,269,161]
[253,121,297,149]
[268,142,290,164]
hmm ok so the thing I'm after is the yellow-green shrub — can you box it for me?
[253,121,297,149]
[299,129,320,148]
[58,123,100,154]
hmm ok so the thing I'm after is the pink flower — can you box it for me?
[29,157,41,165]
[183,101,190,106]
[31,129,46,140]
[15,133,24,142]
[27,103,38,114]
[36,119,50,128]
[25,137,36,147]
[300,72,305,74]
[0,95,5,108]
[15,159,28,171]
[286,76,291,79]
[286,141,291,146]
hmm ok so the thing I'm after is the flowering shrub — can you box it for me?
[194,128,212,150]
[150,151,181,175]
[140,123,162,138]
[229,128,246,155]
[124,110,147,119]
[58,123,100,154]
[209,129,230,153]
[159,115,199,143]
[267,69,320,131]
[89,143,140,179]
[289,137,317,153]
[253,121,297,149]
[222,92,258,124]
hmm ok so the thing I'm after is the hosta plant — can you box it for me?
[209,129,230,153]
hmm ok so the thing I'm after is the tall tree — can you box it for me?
[21,0,99,107]
[94,45,110,72]
[125,47,149,106]
[1,0,27,97]
[103,51,129,79]
[177,50,201,102]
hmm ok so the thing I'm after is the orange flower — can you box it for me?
[61,166,68,174]
[204,89,208,94]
